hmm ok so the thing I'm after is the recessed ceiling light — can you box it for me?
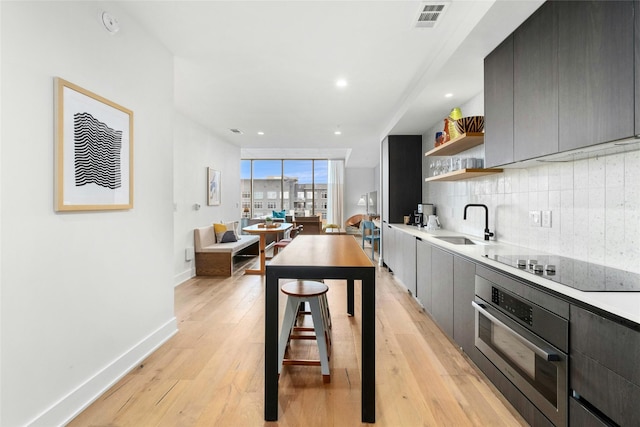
[334,130,342,135]
[336,79,348,88]
[445,93,453,98]
[257,131,264,135]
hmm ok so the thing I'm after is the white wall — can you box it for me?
[1,3,176,425]
[173,113,241,285]
[422,92,640,274]
[344,167,376,224]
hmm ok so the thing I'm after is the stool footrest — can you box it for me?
[283,359,321,366]
[293,327,314,332]
[289,334,317,340]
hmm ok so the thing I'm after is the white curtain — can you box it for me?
[327,160,344,227]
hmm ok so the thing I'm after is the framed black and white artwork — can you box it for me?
[54,77,133,211]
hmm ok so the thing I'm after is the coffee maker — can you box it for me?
[417,203,435,227]
[412,210,423,226]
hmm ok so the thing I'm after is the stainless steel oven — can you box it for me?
[474,275,568,426]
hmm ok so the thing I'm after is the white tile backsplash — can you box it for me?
[425,150,640,274]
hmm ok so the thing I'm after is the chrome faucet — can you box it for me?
[463,204,494,241]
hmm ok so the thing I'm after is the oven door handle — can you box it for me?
[472,301,561,362]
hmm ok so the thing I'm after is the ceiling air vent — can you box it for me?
[414,2,449,29]
[229,128,243,134]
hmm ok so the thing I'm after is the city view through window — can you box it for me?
[241,159,328,219]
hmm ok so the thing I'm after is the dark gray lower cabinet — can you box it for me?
[416,238,432,313]
[382,224,396,272]
[569,305,640,426]
[452,256,475,354]
[401,232,417,296]
[430,247,453,337]
[569,397,608,427]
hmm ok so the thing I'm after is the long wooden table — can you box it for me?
[242,222,292,275]
[264,235,376,422]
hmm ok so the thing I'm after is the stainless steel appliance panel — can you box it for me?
[474,275,568,427]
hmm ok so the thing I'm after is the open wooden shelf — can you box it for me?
[424,132,485,157]
[425,168,503,182]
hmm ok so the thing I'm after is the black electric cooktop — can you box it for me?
[484,253,640,292]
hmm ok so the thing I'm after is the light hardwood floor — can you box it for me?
[69,246,527,426]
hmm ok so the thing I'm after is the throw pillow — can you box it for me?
[272,210,286,219]
[218,230,238,243]
[225,221,239,239]
[213,223,227,243]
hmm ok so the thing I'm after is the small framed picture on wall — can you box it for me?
[208,167,221,206]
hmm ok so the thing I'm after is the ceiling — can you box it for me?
[119,0,544,168]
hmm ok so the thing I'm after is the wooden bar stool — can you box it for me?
[278,280,332,383]
[273,224,303,256]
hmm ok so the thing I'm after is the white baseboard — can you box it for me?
[28,317,178,427]
[174,267,195,287]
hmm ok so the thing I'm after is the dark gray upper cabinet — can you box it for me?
[636,1,640,135]
[558,0,634,151]
[484,35,514,168]
[381,135,422,224]
[513,2,558,161]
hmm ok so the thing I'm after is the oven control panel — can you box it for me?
[491,286,533,326]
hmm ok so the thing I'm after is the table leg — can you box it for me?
[362,268,376,423]
[265,269,279,420]
[347,279,354,316]
[245,234,266,275]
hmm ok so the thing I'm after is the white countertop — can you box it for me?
[387,223,640,325]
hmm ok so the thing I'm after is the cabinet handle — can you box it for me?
[472,301,561,362]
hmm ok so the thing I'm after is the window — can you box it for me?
[240,159,329,218]
[241,159,252,217]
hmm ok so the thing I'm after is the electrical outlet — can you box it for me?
[542,210,552,228]
[529,210,541,227]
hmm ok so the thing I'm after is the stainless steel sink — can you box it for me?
[435,236,477,245]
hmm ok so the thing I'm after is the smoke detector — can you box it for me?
[414,2,449,29]
[229,129,244,135]
[101,11,120,34]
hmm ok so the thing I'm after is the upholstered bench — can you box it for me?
[194,225,260,276]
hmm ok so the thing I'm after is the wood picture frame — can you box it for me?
[208,167,221,206]
[54,77,134,211]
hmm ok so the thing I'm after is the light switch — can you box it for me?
[542,210,552,228]
[529,210,541,227]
